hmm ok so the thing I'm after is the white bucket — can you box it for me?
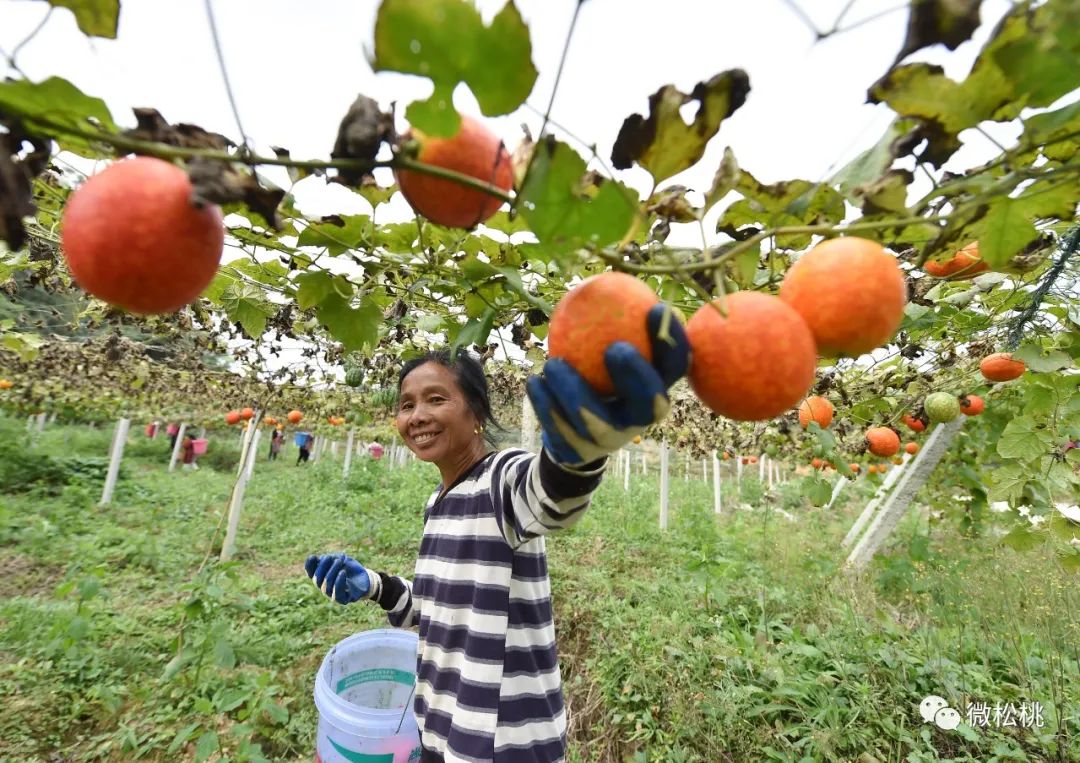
[314,629,423,763]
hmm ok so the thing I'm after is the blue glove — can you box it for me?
[304,553,371,605]
[527,303,690,467]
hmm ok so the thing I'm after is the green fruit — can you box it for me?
[765,444,779,458]
[924,392,960,423]
[345,369,363,387]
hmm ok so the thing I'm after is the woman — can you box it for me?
[305,305,689,763]
[268,428,282,460]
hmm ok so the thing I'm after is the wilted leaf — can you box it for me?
[330,95,395,186]
[518,137,637,256]
[373,0,537,136]
[611,70,749,184]
[893,0,982,66]
[854,169,914,214]
[187,159,284,230]
[124,108,233,150]
[702,147,740,215]
[717,168,845,249]
[41,0,119,38]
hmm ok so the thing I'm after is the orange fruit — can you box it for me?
[721,451,730,461]
[867,464,877,474]
[779,237,906,357]
[686,292,817,421]
[878,464,889,473]
[0,379,12,390]
[741,457,749,465]
[866,427,900,457]
[893,456,903,465]
[240,407,254,421]
[959,394,985,416]
[923,242,988,280]
[749,455,759,464]
[61,157,224,314]
[394,115,513,229]
[811,457,823,469]
[632,435,642,444]
[798,396,834,429]
[287,410,303,424]
[980,353,1025,382]
[849,463,860,472]
[902,413,926,433]
[263,416,276,426]
[225,410,241,426]
[548,272,660,396]
[905,442,919,455]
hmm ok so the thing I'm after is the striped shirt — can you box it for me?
[366,447,606,763]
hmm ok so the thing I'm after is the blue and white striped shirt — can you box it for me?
[368,447,606,763]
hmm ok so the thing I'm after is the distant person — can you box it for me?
[167,422,180,450]
[181,434,198,471]
[368,441,384,460]
[297,432,313,465]
[269,429,282,461]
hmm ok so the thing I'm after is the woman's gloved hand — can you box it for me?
[304,553,372,605]
[526,303,690,467]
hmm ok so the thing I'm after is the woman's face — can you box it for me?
[396,362,479,465]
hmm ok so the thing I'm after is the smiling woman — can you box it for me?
[304,311,690,763]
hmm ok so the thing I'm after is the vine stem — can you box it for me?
[15,114,513,203]
[600,215,947,276]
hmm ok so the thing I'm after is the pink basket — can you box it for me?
[192,439,209,455]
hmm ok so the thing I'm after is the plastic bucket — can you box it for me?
[295,432,308,447]
[313,629,422,763]
[191,439,209,456]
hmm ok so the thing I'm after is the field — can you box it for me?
[1,416,1077,763]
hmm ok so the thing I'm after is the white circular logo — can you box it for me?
[919,695,948,723]
[934,706,961,730]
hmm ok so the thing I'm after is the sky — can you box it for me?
[1,0,1026,370]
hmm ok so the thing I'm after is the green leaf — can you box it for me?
[518,138,637,256]
[829,118,922,198]
[450,307,497,352]
[0,77,117,154]
[996,415,1054,459]
[610,70,750,184]
[372,0,537,136]
[215,688,248,713]
[316,294,382,353]
[42,0,120,38]
[1021,99,1080,148]
[979,196,1038,268]
[294,271,336,311]
[1000,524,1044,552]
[167,722,202,754]
[804,475,833,507]
[358,183,397,209]
[194,730,219,763]
[986,463,1029,504]
[226,258,288,289]
[263,700,289,725]
[220,282,276,339]
[297,215,371,255]
[1012,343,1074,373]
[213,637,236,669]
[1,330,45,362]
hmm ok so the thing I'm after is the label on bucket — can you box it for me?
[336,668,414,695]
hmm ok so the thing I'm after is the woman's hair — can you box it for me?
[398,349,503,446]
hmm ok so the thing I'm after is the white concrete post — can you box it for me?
[521,396,539,453]
[825,475,848,510]
[236,412,260,477]
[702,458,708,483]
[26,414,34,432]
[842,452,910,548]
[245,428,262,480]
[168,422,187,472]
[99,417,130,506]
[846,418,964,571]
[712,450,722,515]
[758,454,766,481]
[736,458,743,486]
[659,441,670,530]
[684,452,689,483]
[640,451,646,475]
[36,412,46,433]
[344,429,356,478]
[623,450,630,490]
[48,412,57,424]
[220,473,249,562]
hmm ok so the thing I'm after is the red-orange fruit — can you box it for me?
[287,410,303,424]
[721,451,730,461]
[779,237,906,357]
[902,413,926,432]
[61,157,224,314]
[905,442,919,455]
[878,464,889,473]
[548,272,660,396]
[959,394,985,416]
[240,407,254,421]
[867,464,877,474]
[923,242,988,280]
[811,457,823,469]
[866,426,901,457]
[893,456,904,465]
[798,395,834,429]
[393,115,513,229]
[749,455,759,464]
[686,292,817,421]
[225,411,241,426]
[741,457,750,465]
[849,463,861,473]
[980,353,1026,382]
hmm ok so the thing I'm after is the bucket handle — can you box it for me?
[396,682,416,734]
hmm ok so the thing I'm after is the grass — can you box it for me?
[0,415,1077,762]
